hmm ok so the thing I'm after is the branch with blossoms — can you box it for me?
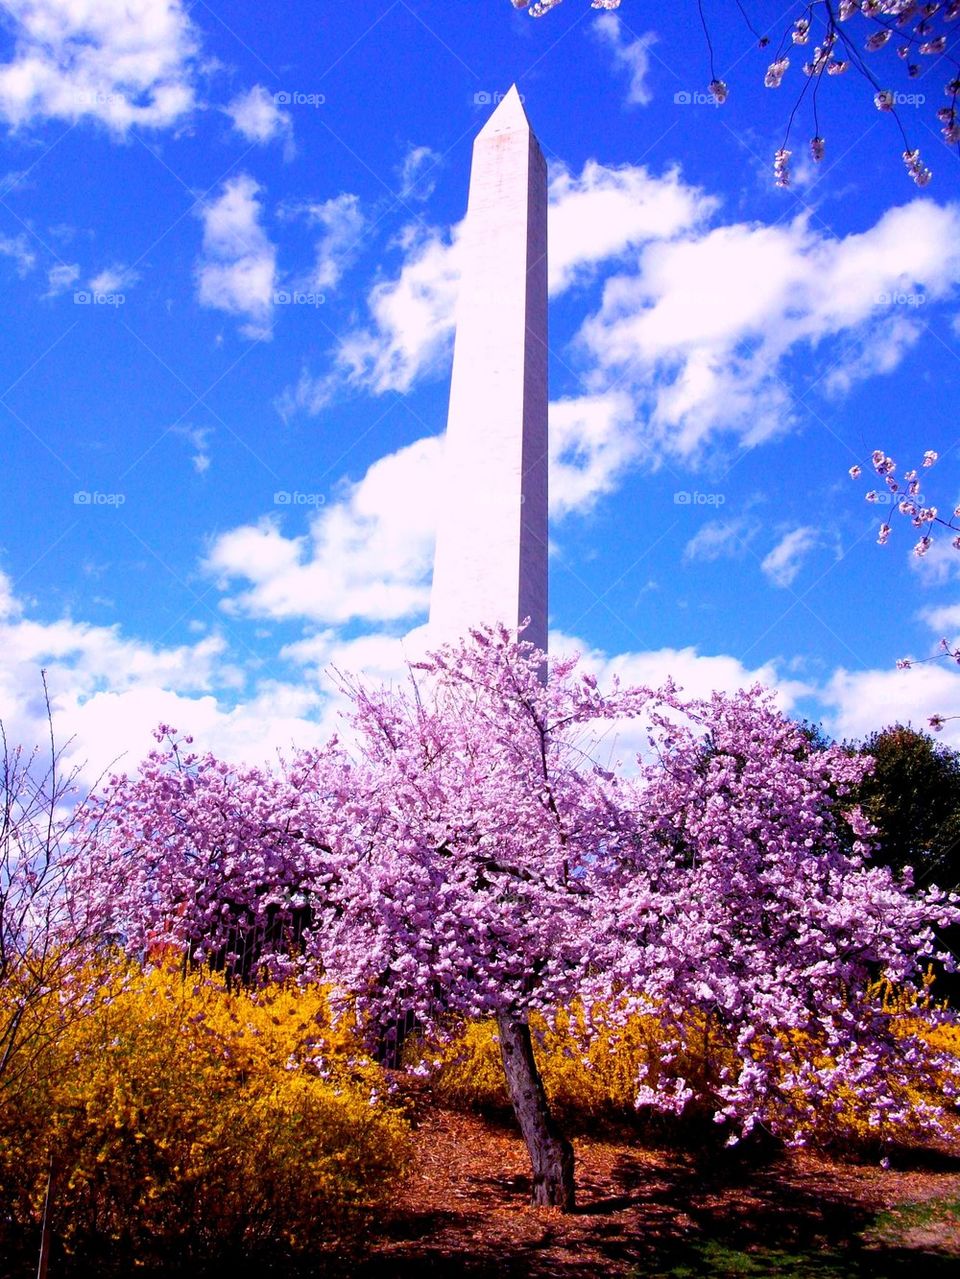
[896,639,960,732]
[848,448,957,557]
[511,1,960,187]
[850,448,960,732]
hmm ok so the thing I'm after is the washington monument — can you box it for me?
[429,86,548,655]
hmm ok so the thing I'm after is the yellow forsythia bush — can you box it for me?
[0,955,410,1271]
[423,992,960,1146]
[420,1002,723,1121]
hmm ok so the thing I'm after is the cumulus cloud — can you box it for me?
[209,387,650,628]
[549,391,639,517]
[549,629,809,770]
[921,601,960,637]
[195,175,277,339]
[547,160,714,294]
[591,13,657,106]
[286,159,712,410]
[761,527,820,589]
[0,565,405,785]
[203,436,442,625]
[579,200,960,460]
[332,222,462,396]
[821,663,960,749]
[224,84,292,147]
[278,172,960,519]
[0,0,199,132]
[0,570,258,781]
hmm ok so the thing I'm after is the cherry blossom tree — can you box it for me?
[77,629,960,1208]
[512,1,960,186]
[75,730,338,984]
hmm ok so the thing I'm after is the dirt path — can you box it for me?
[323,1108,960,1277]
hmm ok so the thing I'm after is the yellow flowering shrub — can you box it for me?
[0,955,410,1270]
[804,976,960,1146]
[420,1002,728,1122]
[421,989,960,1147]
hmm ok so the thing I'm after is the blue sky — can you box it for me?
[2,0,960,779]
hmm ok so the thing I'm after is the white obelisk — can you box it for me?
[429,86,548,655]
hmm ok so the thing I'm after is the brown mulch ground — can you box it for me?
[319,1105,960,1277]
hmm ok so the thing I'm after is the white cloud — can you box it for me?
[171,423,212,473]
[224,84,292,147]
[921,601,960,637]
[89,263,138,294]
[0,566,380,786]
[276,366,338,419]
[761,526,820,589]
[547,160,714,294]
[0,0,199,132]
[683,518,756,563]
[591,13,657,106]
[303,192,365,291]
[0,573,267,782]
[0,231,35,275]
[45,262,80,295]
[910,534,960,586]
[549,629,809,770]
[195,175,277,340]
[576,638,802,707]
[549,391,638,517]
[288,159,711,409]
[204,436,442,625]
[398,144,440,202]
[822,663,960,749]
[579,200,960,461]
[335,222,462,395]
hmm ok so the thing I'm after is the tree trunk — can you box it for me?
[36,1155,55,1279]
[495,1012,575,1210]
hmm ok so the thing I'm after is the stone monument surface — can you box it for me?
[429,86,549,655]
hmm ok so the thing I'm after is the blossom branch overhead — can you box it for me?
[849,449,960,731]
[511,0,960,186]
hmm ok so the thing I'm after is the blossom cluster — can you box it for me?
[765,1,953,184]
[850,448,960,734]
[513,1,958,184]
[849,447,954,557]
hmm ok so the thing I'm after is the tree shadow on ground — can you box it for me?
[318,1140,960,1279]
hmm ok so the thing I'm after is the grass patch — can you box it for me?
[637,1240,862,1278]
[867,1195,960,1240]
